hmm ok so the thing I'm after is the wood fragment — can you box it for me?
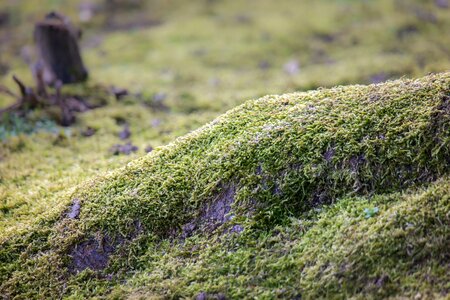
[34,12,88,84]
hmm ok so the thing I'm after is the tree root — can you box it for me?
[0,74,94,126]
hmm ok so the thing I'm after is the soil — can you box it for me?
[69,235,115,272]
[180,184,237,239]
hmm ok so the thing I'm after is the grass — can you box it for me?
[0,0,449,299]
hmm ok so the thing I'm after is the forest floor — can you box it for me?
[0,1,449,299]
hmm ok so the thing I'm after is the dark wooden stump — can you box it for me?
[34,12,88,85]
[0,12,103,125]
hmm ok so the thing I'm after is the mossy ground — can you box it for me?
[1,72,449,299]
[0,1,450,299]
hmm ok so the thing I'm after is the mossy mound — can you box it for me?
[1,72,449,299]
[3,0,450,240]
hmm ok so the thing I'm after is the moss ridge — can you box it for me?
[1,72,450,298]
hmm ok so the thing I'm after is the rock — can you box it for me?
[110,86,128,100]
[119,124,131,140]
[144,145,153,153]
[110,142,138,155]
[67,199,81,219]
[370,73,388,84]
[283,59,300,75]
[195,292,207,300]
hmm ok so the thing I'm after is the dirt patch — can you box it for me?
[311,188,330,208]
[323,147,335,163]
[195,291,227,300]
[68,220,143,273]
[429,94,450,167]
[180,184,237,239]
[437,95,450,115]
[69,235,115,273]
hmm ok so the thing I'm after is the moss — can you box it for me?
[2,0,450,234]
[71,72,450,233]
[1,0,450,298]
[1,72,449,299]
[119,177,449,299]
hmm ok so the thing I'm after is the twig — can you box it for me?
[12,75,27,98]
[0,77,24,117]
[0,75,40,118]
[0,85,18,98]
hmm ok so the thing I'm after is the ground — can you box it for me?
[0,1,449,299]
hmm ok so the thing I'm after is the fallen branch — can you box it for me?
[0,75,40,117]
[0,85,17,99]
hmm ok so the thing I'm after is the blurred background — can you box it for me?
[0,0,449,230]
[1,0,450,109]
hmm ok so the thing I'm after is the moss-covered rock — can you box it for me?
[1,72,449,299]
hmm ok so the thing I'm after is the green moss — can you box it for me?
[1,72,449,299]
[2,0,450,235]
[122,177,450,299]
[1,0,450,298]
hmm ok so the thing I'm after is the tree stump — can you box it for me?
[34,12,88,85]
[0,12,102,126]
